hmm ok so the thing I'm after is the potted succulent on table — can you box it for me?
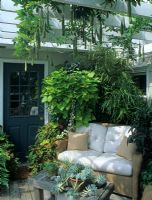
[50,162,107,200]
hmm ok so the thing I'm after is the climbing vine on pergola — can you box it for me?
[13,0,152,61]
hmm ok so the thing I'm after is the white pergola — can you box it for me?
[0,0,152,54]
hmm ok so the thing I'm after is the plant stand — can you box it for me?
[29,171,114,200]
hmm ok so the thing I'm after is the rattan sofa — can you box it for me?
[56,123,143,200]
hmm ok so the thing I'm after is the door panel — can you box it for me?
[4,63,44,160]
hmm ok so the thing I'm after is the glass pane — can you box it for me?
[29,72,37,85]
[10,95,19,101]
[10,86,19,94]
[10,72,19,85]
[20,86,29,101]
[9,101,20,116]
[20,72,29,85]
[20,101,29,115]
[30,86,38,101]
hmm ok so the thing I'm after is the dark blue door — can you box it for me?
[4,63,44,160]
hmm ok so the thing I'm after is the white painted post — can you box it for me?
[0,59,3,126]
[147,66,152,99]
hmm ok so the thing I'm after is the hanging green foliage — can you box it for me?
[109,16,152,60]
[12,0,152,61]
[12,0,113,59]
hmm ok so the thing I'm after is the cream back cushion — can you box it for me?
[67,132,88,151]
[104,126,131,153]
[89,123,107,153]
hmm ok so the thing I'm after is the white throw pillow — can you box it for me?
[89,123,107,153]
[104,126,131,153]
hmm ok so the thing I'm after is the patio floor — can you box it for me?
[0,179,131,200]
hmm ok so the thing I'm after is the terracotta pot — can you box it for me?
[68,178,91,191]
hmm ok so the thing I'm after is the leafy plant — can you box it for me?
[71,46,143,124]
[27,122,67,174]
[41,69,99,128]
[0,148,9,187]
[128,100,152,157]
[0,130,19,188]
[128,100,152,191]
[141,160,152,187]
[43,161,59,176]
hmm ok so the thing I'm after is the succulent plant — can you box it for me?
[95,175,106,186]
[50,161,107,199]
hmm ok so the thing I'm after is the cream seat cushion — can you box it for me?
[92,153,132,176]
[104,126,131,153]
[58,150,101,168]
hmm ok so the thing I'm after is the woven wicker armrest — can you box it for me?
[132,152,143,175]
[132,152,143,200]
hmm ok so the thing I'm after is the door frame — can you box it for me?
[0,59,49,127]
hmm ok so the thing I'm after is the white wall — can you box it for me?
[147,66,152,99]
[0,59,3,126]
[1,0,19,11]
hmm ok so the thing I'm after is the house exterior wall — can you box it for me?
[147,66,152,99]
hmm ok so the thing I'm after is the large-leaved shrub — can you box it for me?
[41,69,99,127]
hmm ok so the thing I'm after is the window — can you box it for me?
[9,71,39,116]
[133,74,146,95]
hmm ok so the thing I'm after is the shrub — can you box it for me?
[59,46,143,124]
[0,148,9,187]
[128,100,152,157]
[41,69,99,128]
[27,122,66,174]
[141,160,152,187]
[0,130,19,188]
[128,100,152,190]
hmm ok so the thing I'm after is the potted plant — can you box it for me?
[50,162,106,199]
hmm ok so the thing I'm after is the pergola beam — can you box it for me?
[53,0,152,18]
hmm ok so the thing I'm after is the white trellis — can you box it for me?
[0,0,152,52]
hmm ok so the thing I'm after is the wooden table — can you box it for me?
[29,171,114,200]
